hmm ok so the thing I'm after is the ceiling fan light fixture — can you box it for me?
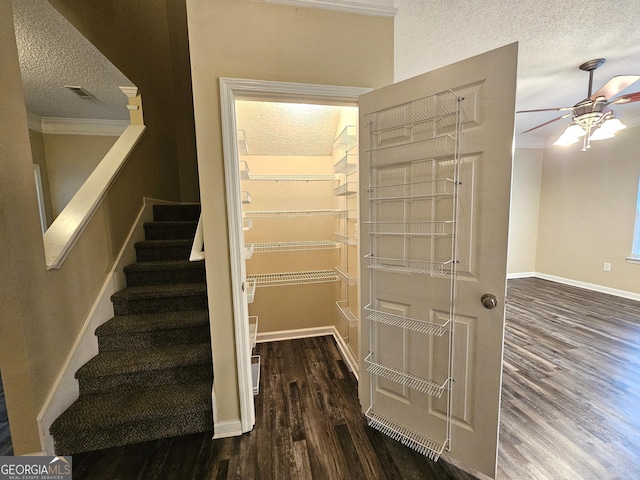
[521,58,640,151]
[589,128,615,141]
[554,121,584,146]
[554,130,581,146]
[601,116,626,133]
[565,123,586,138]
[590,116,626,141]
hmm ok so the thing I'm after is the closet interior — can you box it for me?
[236,100,360,382]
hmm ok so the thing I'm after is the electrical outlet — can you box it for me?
[603,262,611,272]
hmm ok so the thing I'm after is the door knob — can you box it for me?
[481,293,498,310]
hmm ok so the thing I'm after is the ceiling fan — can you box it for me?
[518,58,640,150]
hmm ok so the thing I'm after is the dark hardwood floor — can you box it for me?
[65,278,640,478]
[72,335,472,479]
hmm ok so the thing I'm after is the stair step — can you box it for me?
[50,204,213,454]
[135,239,192,262]
[96,310,210,351]
[111,283,207,316]
[144,221,197,240]
[50,380,213,455]
[76,342,212,395]
[124,260,205,286]
[153,204,201,222]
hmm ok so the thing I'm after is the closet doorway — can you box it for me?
[219,78,370,432]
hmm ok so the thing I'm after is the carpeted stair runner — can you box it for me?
[50,204,213,455]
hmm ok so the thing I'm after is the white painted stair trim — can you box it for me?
[43,124,145,270]
[190,215,205,261]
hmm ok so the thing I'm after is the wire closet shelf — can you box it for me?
[363,88,463,462]
[247,270,338,288]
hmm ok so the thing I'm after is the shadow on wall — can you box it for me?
[12,0,136,232]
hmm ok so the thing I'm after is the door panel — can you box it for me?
[359,43,518,478]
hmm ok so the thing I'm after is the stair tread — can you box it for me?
[135,239,192,247]
[153,204,201,222]
[97,310,209,335]
[77,342,211,378]
[111,283,207,301]
[144,220,198,227]
[124,260,204,273]
[52,380,212,432]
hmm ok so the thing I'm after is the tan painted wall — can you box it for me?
[535,125,640,294]
[0,1,185,453]
[242,154,339,333]
[49,0,198,202]
[28,129,54,227]
[0,2,41,451]
[43,134,119,217]
[507,148,543,274]
[186,0,394,423]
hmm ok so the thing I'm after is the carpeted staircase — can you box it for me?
[50,204,213,455]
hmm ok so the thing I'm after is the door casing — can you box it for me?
[218,78,370,433]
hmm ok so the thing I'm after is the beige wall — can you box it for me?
[0,2,42,452]
[535,124,640,294]
[43,133,118,217]
[186,0,394,424]
[0,1,185,453]
[29,129,54,227]
[507,148,543,274]
[49,0,198,203]
[242,154,339,332]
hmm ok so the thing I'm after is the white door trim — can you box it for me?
[219,77,370,433]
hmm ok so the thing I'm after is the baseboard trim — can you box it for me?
[332,329,359,381]
[440,452,493,480]
[534,273,640,302]
[256,326,335,343]
[256,326,359,380]
[212,419,243,439]
[506,271,536,279]
[37,200,155,455]
[508,271,640,302]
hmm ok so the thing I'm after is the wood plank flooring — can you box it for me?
[57,278,640,478]
[498,278,640,480]
[72,335,472,479]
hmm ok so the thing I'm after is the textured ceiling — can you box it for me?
[235,101,344,156]
[12,0,135,121]
[16,0,640,146]
[393,0,640,146]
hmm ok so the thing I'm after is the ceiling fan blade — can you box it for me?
[516,107,573,114]
[608,91,640,105]
[520,114,571,134]
[591,75,640,100]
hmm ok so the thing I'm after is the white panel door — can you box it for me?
[358,43,517,479]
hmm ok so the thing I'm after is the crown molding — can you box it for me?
[27,114,129,136]
[257,0,397,17]
[119,86,139,98]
